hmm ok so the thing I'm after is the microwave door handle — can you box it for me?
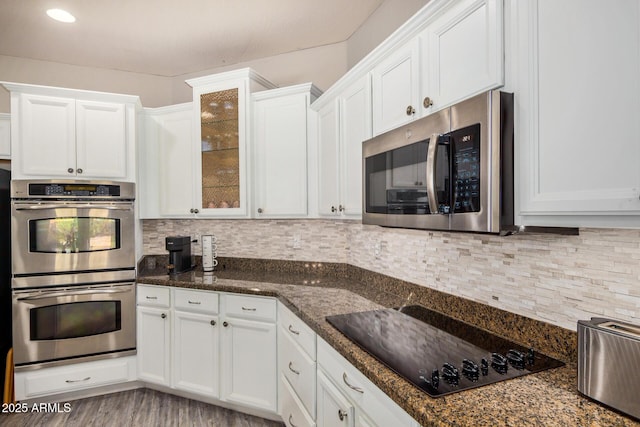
[17,288,133,301]
[426,133,440,214]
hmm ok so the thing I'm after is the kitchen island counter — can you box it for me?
[138,258,638,427]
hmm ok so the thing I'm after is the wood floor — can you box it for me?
[1,388,285,427]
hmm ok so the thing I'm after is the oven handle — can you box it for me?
[16,287,133,301]
[14,204,133,211]
[426,133,440,214]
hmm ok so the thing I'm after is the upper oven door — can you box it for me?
[11,200,135,276]
[362,107,450,230]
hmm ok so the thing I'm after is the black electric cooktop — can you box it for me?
[326,305,564,397]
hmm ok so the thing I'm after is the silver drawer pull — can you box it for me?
[145,296,158,300]
[288,414,297,427]
[188,300,201,305]
[342,372,364,393]
[65,376,91,383]
[288,362,300,375]
[288,324,300,335]
[242,307,256,311]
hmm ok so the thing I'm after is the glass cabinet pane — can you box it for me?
[200,88,240,209]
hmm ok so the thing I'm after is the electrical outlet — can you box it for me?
[292,234,301,249]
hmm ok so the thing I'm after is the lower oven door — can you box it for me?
[12,282,136,368]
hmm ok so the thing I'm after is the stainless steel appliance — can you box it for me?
[363,90,515,233]
[327,305,564,397]
[166,236,193,273]
[10,180,136,370]
[578,318,640,420]
[0,169,11,388]
[11,180,135,276]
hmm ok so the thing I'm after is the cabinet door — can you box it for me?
[76,100,127,178]
[157,107,196,217]
[254,92,308,217]
[317,101,340,216]
[371,38,420,136]
[513,0,640,226]
[317,370,354,427]
[339,75,372,218]
[0,113,10,158]
[173,310,219,397]
[422,0,503,111]
[194,82,248,217]
[16,93,76,178]
[137,306,170,385]
[221,317,277,412]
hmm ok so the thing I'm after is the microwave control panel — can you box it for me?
[451,124,481,213]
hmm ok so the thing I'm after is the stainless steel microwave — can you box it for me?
[362,90,514,233]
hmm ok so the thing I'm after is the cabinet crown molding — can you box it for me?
[185,67,277,90]
[252,82,323,102]
[0,81,142,107]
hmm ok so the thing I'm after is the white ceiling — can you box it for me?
[0,0,385,77]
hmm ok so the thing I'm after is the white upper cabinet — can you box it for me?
[316,75,372,219]
[371,38,421,136]
[339,75,372,218]
[0,113,11,159]
[421,0,504,112]
[2,82,139,181]
[186,68,276,218]
[317,100,341,216]
[139,103,194,218]
[509,0,640,227]
[253,84,321,218]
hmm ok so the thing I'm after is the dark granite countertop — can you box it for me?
[137,257,639,427]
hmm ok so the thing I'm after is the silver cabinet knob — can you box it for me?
[210,320,216,326]
[190,208,194,213]
[331,206,337,213]
[339,205,345,212]
[423,97,433,108]
[406,105,415,116]
[338,409,348,421]
[223,321,229,327]
[67,168,74,174]
[161,313,166,319]
[194,208,199,214]
[77,168,83,174]
[257,208,263,214]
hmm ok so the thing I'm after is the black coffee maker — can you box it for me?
[165,236,193,273]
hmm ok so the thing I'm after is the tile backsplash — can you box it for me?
[142,219,640,330]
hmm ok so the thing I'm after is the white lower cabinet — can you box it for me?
[278,303,317,425]
[317,370,354,427]
[137,285,171,386]
[316,338,417,427]
[220,294,278,412]
[14,356,136,400]
[172,288,220,397]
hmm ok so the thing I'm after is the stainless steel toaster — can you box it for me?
[578,317,640,419]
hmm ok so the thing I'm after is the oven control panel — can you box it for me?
[11,180,135,199]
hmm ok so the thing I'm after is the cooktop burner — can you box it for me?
[326,305,564,397]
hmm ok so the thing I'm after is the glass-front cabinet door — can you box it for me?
[200,88,241,211]
[186,69,275,217]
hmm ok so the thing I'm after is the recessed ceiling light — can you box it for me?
[46,9,76,23]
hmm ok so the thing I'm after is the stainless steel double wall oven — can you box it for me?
[11,180,136,370]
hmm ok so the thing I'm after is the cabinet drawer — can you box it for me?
[224,294,276,322]
[281,374,315,427]
[317,338,415,427]
[279,303,316,360]
[137,284,170,308]
[279,326,316,418]
[174,288,219,314]
[15,356,136,399]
